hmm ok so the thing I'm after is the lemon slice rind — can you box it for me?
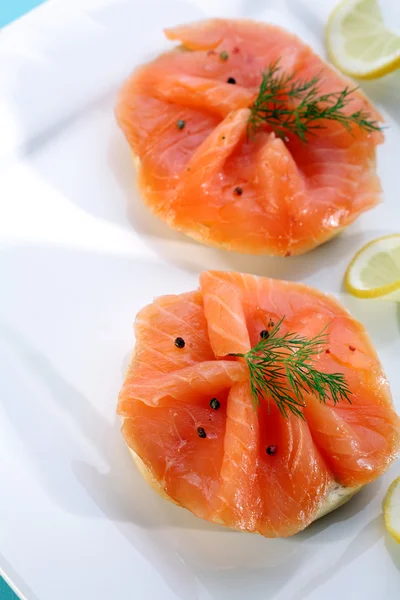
[345,234,400,300]
[383,476,400,543]
[326,0,400,80]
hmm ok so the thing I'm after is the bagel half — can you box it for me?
[125,429,362,528]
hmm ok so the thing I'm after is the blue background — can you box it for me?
[0,0,47,598]
[0,578,17,600]
[0,0,45,27]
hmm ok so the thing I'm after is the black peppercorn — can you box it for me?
[210,398,220,410]
[174,337,185,348]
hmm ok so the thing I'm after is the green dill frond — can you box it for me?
[230,317,352,419]
[247,61,382,141]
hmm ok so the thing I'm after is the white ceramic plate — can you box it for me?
[1,1,399,598]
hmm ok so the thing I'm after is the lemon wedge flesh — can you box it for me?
[326,0,400,79]
[345,234,400,299]
[383,476,400,543]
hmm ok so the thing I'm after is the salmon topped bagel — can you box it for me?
[117,272,400,537]
[116,19,383,256]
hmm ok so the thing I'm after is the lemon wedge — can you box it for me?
[326,0,400,79]
[344,234,400,299]
[383,476,400,543]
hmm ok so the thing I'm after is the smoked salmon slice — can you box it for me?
[116,19,384,256]
[117,272,400,537]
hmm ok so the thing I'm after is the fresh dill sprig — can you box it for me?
[247,60,382,141]
[230,317,352,419]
